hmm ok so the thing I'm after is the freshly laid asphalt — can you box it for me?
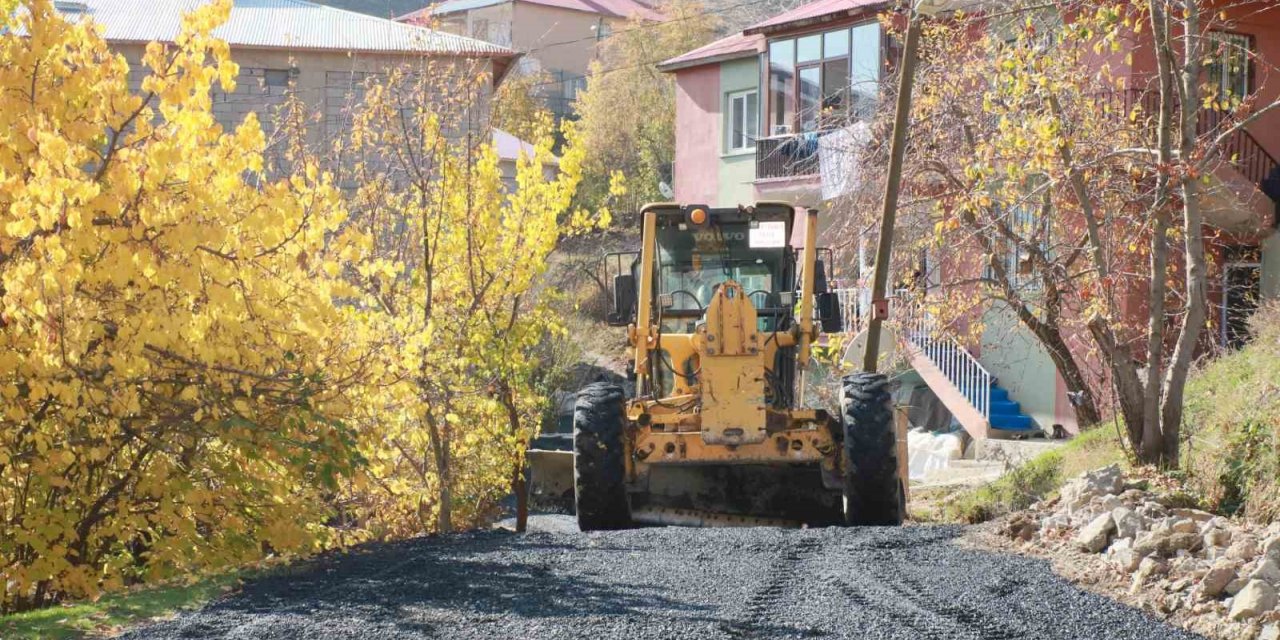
[121,516,1203,640]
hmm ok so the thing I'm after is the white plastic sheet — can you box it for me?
[906,429,965,481]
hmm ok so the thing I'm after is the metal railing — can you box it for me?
[830,287,992,422]
[899,299,992,423]
[756,132,824,180]
[1105,90,1280,200]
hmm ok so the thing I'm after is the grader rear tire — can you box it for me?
[840,372,905,526]
[573,383,632,531]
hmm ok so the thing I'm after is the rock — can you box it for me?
[1173,508,1215,523]
[1138,501,1168,520]
[1119,489,1146,504]
[1076,513,1117,553]
[1097,494,1124,512]
[1132,557,1168,593]
[1134,532,1168,557]
[1170,517,1199,535]
[1225,576,1250,596]
[1064,465,1123,505]
[1112,507,1143,540]
[1085,464,1124,495]
[1228,535,1261,561]
[1202,561,1238,598]
[1264,535,1280,561]
[1168,532,1203,554]
[1229,580,1278,620]
[1259,623,1280,640]
[1041,513,1071,531]
[1135,531,1203,557]
[1205,527,1232,549]
[1250,557,1280,585]
[1109,538,1143,572]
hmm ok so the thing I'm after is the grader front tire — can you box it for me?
[840,373,906,526]
[573,383,632,531]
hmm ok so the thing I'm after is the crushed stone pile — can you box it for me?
[996,464,1280,640]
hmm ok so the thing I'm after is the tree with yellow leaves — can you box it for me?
[2,0,605,613]
[0,0,378,612]
[322,61,608,535]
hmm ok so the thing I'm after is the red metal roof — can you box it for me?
[657,31,763,71]
[48,0,515,56]
[743,0,888,35]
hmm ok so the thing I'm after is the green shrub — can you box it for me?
[940,427,1123,524]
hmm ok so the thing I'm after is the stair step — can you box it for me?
[989,387,1010,403]
[990,413,1035,430]
[990,400,1021,416]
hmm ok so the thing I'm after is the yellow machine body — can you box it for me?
[615,202,845,524]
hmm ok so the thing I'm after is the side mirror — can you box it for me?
[817,291,843,334]
[814,259,830,295]
[607,274,636,326]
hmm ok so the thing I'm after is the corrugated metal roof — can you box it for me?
[405,0,662,22]
[52,0,516,56]
[743,0,887,35]
[657,31,762,71]
[493,128,559,164]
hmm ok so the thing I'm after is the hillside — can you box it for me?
[315,0,429,18]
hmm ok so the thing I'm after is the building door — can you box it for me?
[1222,248,1262,349]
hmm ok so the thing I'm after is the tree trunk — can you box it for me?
[1158,0,1209,469]
[1010,301,1101,426]
[1142,0,1176,465]
[497,382,529,533]
[424,408,453,533]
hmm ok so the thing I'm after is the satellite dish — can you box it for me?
[842,326,897,369]
[658,181,674,200]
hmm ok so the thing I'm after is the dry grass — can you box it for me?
[934,427,1123,524]
[1182,302,1280,521]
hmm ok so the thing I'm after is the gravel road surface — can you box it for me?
[122,516,1202,640]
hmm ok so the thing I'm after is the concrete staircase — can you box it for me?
[903,337,1038,440]
[832,288,1039,439]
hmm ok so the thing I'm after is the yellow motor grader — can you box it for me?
[567,202,906,530]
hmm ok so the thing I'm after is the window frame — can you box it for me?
[725,88,760,154]
[1207,30,1255,102]
[764,20,881,138]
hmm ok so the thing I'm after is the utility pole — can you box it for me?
[862,3,925,372]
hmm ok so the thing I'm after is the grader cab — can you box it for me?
[570,202,906,530]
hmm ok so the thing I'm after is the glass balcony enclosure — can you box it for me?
[766,21,882,138]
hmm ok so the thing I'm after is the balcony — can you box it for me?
[755,132,824,181]
[1107,90,1280,229]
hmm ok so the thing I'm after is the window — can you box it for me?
[1222,246,1261,349]
[849,22,881,119]
[1208,31,1253,102]
[263,69,291,88]
[769,39,795,135]
[985,199,1048,291]
[766,21,882,135]
[727,89,759,152]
